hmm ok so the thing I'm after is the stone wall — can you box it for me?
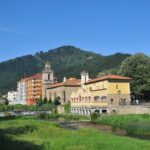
[116,105,150,114]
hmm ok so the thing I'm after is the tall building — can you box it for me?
[71,74,131,115]
[17,78,27,105]
[42,62,54,99]
[26,73,42,105]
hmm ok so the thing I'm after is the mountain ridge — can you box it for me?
[0,45,131,95]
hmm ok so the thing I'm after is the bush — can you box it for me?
[37,112,48,119]
[44,97,48,104]
[47,114,61,119]
[53,97,60,106]
[0,104,6,112]
[64,103,71,113]
[14,104,26,111]
[90,112,100,121]
[36,99,44,106]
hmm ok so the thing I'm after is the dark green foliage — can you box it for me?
[53,97,60,106]
[48,99,52,104]
[90,112,100,121]
[36,99,44,106]
[37,112,47,119]
[64,102,71,113]
[118,53,150,101]
[0,46,130,94]
[43,97,48,104]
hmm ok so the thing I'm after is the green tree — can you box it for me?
[64,102,71,113]
[44,97,48,104]
[53,97,60,106]
[48,99,52,104]
[36,98,44,106]
[118,53,150,101]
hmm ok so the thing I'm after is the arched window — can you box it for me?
[101,96,107,100]
[85,97,87,102]
[116,84,119,89]
[76,97,78,102]
[88,96,91,102]
[79,95,81,102]
[94,96,100,101]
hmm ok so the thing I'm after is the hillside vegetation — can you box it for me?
[0,46,130,94]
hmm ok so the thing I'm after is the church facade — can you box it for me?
[71,72,131,115]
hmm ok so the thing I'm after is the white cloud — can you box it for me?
[0,27,29,35]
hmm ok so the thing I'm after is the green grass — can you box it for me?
[95,114,150,136]
[0,117,150,150]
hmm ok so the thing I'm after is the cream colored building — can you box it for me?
[71,72,131,115]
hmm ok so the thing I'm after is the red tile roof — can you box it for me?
[27,73,42,80]
[47,78,81,89]
[85,75,132,84]
[18,73,42,83]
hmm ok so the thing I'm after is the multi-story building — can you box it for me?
[26,73,42,105]
[7,91,18,105]
[17,78,27,105]
[71,72,131,115]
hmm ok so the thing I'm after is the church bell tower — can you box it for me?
[42,62,54,99]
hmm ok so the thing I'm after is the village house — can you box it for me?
[71,71,131,115]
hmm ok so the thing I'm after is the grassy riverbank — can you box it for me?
[95,114,150,137]
[37,113,90,121]
[0,117,150,150]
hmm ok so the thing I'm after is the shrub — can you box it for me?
[44,97,48,104]
[36,98,44,106]
[53,97,60,106]
[37,112,48,119]
[64,102,71,113]
[0,104,6,112]
[48,99,52,104]
[90,112,100,121]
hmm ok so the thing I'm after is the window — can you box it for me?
[94,96,100,101]
[88,96,91,102]
[101,96,107,101]
[116,84,119,89]
[111,98,114,104]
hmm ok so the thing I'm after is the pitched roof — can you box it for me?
[85,75,132,84]
[18,73,42,83]
[28,73,42,80]
[47,78,81,89]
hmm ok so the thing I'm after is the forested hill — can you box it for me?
[0,46,130,94]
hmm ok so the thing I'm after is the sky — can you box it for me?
[0,0,150,62]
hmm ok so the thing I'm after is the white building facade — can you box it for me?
[17,79,27,105]
[7,91,18,105]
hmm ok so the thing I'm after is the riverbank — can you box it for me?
[0,117,150,150]
[95,114,150,139]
